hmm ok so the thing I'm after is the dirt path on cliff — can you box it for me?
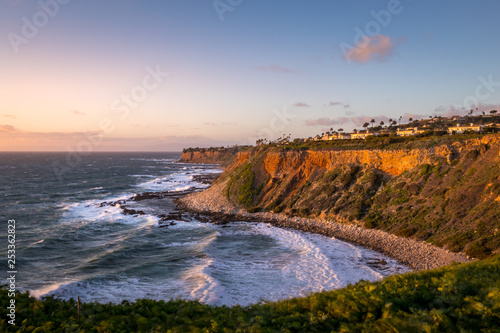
[179,178,471,271]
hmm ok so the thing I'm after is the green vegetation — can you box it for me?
[279,132,493,151]
[226,163,261,209]
[223,135,500,258]
[2,255,499,332]
[289,114,500,150]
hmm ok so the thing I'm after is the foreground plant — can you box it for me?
[1,254,499,332]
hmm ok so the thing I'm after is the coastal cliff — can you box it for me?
[183,135,500,259]
[179,147,244,166]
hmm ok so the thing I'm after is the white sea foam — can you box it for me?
[30,282,72,299]
[61,196,158,228]
[134,166,222,192]
[192,222,410,306]
[180,233,225,304]
[185,257,225,305]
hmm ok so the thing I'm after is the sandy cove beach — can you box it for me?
[179,178,471,271]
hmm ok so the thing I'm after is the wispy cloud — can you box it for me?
[2,114,16,119]
[293,102,310,107]
[0,125,18,132]
[255,65,296,73]
[131,124,152,129]
[203,122,237,126]
[325,101,350,109]
[350,115,391,127]
[306,114,395,127]
[70,109,85,116]
[344,35,402,63]
[305,117,350,126]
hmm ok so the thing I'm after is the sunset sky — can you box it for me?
[1,0,500,151]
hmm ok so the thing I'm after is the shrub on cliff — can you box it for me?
[226,163,261,209]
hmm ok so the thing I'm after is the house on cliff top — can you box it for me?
[447,123,483,134]
[350,131,373,140]
[397,127,426,136]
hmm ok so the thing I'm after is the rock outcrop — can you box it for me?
[179,147,244,165]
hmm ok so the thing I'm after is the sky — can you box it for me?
[1,0,500,151]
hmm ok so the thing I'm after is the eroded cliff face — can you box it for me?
[261,135,500,179]
[179,147,241,165]
[222,135,500,258]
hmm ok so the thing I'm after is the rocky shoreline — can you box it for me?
[179,177,472,271]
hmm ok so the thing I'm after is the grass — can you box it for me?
[1,255,499,332]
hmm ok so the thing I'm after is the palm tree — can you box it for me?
[380,121,384,127]
[409,117,413,122]
[370,119,375,128]
[362,122,369,129]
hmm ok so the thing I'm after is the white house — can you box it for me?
[350,131,373,140]
[447,123,483,134]
[396,127,426,136]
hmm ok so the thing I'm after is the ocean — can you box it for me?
[0,152,409,307]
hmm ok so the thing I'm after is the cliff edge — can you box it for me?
[182,134,500,260]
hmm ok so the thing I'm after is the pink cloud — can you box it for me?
[0,125,18,132]
[255,65,296,73]
[70,109,85,116]
[293,102,310,107]
[350,115,392,127]
[344,35,401,63]
[2,114,16,119]
[401,113,425,121]
[305,117,350,126]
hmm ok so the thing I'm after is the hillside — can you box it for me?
[193,134,500,259]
